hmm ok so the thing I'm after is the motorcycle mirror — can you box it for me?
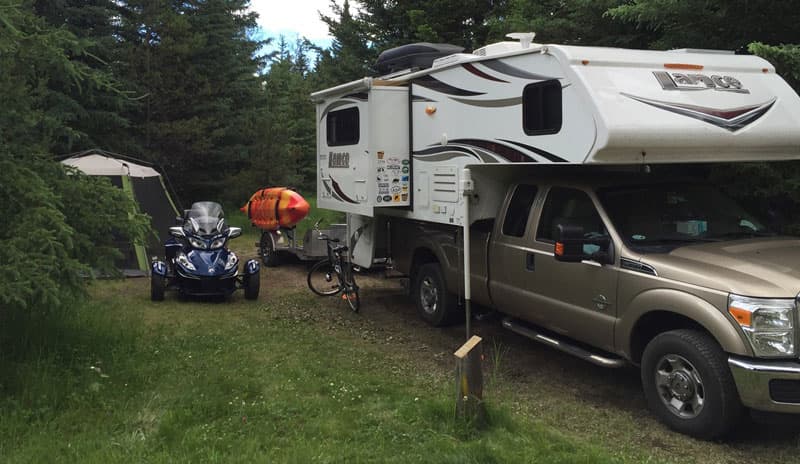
[228,227,242,239]
[169,226,186,238]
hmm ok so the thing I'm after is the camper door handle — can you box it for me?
[526,253,535,271]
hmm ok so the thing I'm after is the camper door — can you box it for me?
[318,96,372,216]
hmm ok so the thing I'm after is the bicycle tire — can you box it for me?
[307,260,341,296]
[344,284,360,312]
[340,263,360,312]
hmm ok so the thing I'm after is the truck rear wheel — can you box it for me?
[413,263,459,327]
[641,329,742,439]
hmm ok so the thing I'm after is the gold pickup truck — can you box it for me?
[389,170,800,439]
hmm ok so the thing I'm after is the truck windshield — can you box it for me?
[597,183,774,252]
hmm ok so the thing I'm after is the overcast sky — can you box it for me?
[249,0,335,47]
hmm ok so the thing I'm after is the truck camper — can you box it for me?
[312,34,800,439]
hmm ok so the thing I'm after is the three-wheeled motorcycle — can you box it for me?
[151,202,260,301]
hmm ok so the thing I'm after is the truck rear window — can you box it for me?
[502,184,538,237]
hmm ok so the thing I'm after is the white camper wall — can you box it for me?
[369,86,411,208]
[316,85,411,216]
[317,95,372,216]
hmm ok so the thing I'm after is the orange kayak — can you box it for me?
[241,188,310,230]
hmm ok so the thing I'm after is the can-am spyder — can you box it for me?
[151,202,260,300]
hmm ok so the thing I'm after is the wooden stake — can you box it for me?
[454,335,486,423]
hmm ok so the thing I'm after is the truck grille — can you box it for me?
[769,379,800,404]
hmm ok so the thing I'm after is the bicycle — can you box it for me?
[307,233,360,312]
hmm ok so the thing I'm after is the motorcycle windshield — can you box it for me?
[186,202,225,236]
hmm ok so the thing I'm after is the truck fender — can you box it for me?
[618,288,751,360]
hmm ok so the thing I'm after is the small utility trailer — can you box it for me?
[257,222,346,267]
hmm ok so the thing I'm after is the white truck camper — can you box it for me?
[312,34,800,438]
[313,34,800,267]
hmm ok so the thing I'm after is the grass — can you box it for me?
[0,281,621,463]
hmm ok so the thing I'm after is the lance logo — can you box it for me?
[653,71,749,94]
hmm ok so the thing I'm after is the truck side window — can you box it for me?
[537,188,607,248]
[327,107,360,146]
[502,184,538,237]
[522,79,562,135]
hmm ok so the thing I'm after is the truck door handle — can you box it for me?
[526,253,535,271]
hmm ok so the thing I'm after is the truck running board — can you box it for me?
[501,318,627,368]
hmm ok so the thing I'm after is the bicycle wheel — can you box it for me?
[342,265,360,313]
[307,260,341,296]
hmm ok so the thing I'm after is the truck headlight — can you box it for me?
[175,252,196,271]
[224,252,238,270]
[728,294,796,358]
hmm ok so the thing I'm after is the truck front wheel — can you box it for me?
[413,263,459,327]
[641,329,742,439]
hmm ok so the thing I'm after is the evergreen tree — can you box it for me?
[116,0,266,201]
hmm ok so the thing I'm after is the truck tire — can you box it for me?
[413,263,460,327]
[641,329,742,439]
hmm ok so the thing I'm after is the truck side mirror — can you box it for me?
[554,224,613,265]
[554,224,586,263]
[169,226,186,238]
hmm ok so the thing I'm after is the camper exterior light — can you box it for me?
[664,63,704,70]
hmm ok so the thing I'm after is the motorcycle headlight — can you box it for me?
[729,294,796,358]
[175,252,196,271]
[224,252,238,271]
[210,237,226,249]
[189,237,207,249]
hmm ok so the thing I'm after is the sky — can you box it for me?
[249,0,335,50]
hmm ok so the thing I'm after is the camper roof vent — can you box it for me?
[473,33,539,57]
[375,43,465,74]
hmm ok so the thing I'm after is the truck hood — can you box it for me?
[638,237,800,298]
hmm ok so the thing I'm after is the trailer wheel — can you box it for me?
[259,232,280,267]
[413,263,459,326]
[641,329,742,439]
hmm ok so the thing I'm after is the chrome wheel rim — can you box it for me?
[419,277,438,315]
[655,354,705,419]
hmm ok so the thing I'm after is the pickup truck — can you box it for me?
[388,170,800,439]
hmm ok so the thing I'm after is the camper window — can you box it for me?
[522,80,562,135]
[327,107,360,146]
[502,184,539,237]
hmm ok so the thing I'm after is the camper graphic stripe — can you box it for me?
[622,93,776,132]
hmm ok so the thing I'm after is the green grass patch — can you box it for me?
[0,282,619,463]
